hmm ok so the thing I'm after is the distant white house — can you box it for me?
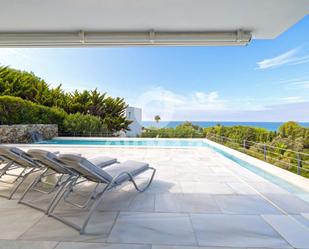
[125,106,142,137]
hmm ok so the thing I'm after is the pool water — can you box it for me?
[37,139,206,147]
[37,138,308,196]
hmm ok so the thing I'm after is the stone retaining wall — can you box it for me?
[0,124,58,143]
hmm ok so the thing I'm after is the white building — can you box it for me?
[125,107,142,137]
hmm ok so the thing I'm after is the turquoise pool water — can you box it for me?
[38,138,308,195]
[37,139,205,147]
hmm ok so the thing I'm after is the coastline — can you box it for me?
[142,121,309,131]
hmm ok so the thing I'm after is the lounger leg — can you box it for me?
[48,177,79,214]
[7,167,36,199]
[131,167,156,192]
[46,176,75,214]
[62,182,100,209]
[0,162,26,184]
[0,161,14,178]
[18,168,49,203]
[80,183,111,234]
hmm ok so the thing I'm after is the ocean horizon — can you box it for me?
[142,121,309,131]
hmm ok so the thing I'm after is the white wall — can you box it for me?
[125,107,142,137]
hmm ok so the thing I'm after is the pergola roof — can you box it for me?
[0,0,308,46]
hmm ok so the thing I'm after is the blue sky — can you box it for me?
[0,16,308,121]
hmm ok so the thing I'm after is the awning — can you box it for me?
[0,0,308,47]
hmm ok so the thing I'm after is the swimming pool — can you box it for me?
[37,138,308,195]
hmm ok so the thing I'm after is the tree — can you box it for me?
[99,97,132,132]
[154,115,161,127]
[279,121,304,139]
[0,66,53,105]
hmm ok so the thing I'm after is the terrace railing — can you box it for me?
[58,131,115,137]
[206,133,309,178]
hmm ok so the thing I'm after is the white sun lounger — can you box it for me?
[0,145,41,199]
[18,149,117,214]
[48,154,156,234]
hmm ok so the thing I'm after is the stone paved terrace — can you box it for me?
[1,145,309,249]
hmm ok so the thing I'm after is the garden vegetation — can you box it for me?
[142,121,309,177]
[0,66,131,135]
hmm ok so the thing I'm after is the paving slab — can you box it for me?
[127,194,155,212]
[263,194,309,214]
[297,194,309,203]
[143,179,183,193]
[263,215,309,249]
[19,211,118,241]
[248,182,290,195]
[226,182,257,195]
[0,198,30,209]
[107,212,196,246]
[0,207,44,239]
[152,246,245,249]
[214,195,281,215]
[180,182,235,195]
[291,214,309,229]
[155,193,221,213]
[302,213,309,220]
[55,242,151,249]
[0,239,58,249]
[190,214,291,248]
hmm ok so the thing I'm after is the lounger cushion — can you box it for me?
[104,160,149,184]
[88,156,117,168]
[0,146,38,168]
[27,149,69,174]
[58,154,114,183]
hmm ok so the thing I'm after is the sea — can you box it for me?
[142,121,309,131]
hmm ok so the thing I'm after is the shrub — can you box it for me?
[63,113,109,135]
[0,95,66,128]
[204,125,274,143]
[141,122,205,138]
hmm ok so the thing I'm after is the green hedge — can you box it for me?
[0,96,66,128]
[63,113,109,135]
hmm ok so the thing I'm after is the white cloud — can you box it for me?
[288,80,309,89]
[281,96,304,103]
[276,78,309,89]
[133,87,226,120]
[194,91,218,103]
[187,91,226,111]
[257,47,309,69]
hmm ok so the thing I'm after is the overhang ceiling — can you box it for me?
[0,0,308,46]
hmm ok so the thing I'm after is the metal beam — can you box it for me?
[0,30,251,47]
